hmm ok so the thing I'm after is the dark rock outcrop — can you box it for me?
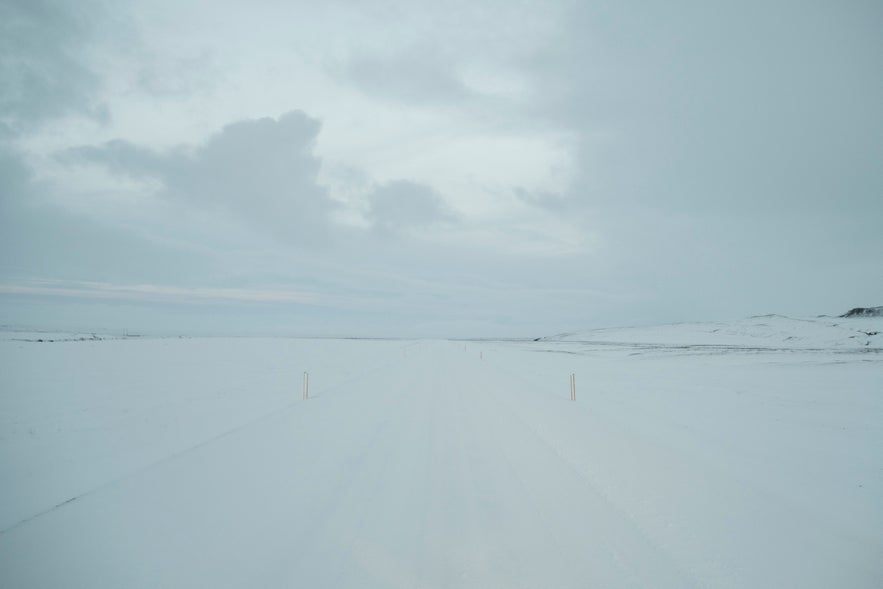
[840,307,883,318]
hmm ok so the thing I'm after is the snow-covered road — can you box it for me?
[1,335,881,587]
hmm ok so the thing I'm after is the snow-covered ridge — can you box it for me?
[541,314,882,349]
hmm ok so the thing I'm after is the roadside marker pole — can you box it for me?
[570,373,576,401]
[303,371,309,400]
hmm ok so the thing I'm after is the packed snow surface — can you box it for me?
[1,319,881,588]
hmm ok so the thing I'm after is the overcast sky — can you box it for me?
[1,0,881,337]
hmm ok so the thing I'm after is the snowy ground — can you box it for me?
[542,313,883,349]
[1,319,881,588]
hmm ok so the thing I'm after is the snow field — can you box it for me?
[1,335,881,587]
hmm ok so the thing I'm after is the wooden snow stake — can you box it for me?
[303,371,310,400]
[570,373,576,401]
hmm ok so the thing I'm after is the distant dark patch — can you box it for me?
[840,307,883,318]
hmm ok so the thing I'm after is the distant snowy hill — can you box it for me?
[541,314,882,349]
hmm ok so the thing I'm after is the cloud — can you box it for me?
[0,0,109,130]
[365,180,456,235]
[3,0,881,337]
[0,142,219,286]
[498,1,883,322]
[0,279,320,305]
[553,1,883,217]
[60,111,336,244]
[512,187,571,213]
[345,48,469,105]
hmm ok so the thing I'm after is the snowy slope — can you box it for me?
[542,314,883,349]
[1,333,881,587]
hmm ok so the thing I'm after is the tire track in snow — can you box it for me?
[469,354,702,588]
[0,341,415,536]
[0,398,301,535]
[481,348,729,582]
[467,359,644,587]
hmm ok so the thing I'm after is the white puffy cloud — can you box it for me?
[366,180,456,235]
[60,111,335,244]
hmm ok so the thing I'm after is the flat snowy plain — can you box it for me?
[1,315,881,588]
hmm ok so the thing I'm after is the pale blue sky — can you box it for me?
[2,0,881,337]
